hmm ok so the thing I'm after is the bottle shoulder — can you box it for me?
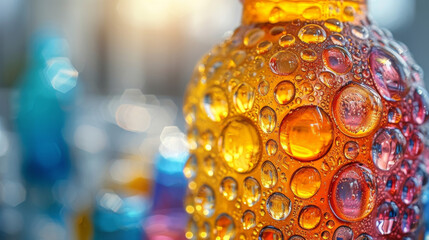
[185,19,427,127]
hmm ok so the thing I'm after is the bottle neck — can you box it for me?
[241,0,368,25]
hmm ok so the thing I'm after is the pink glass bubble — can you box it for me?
[322,46,353,74]
[332,226,354,240]
[412,86,429,125]
[329,163,376,222]
[401,205,421,234]
[401,123,414,138]
[369,46,411,101]
[400,160,412,175]
[376,201,399,235]
[401,177,421,205]
[385,174,399,196]
[406,132,424,158]
[372,128,406,171]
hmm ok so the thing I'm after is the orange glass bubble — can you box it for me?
[298,206,322,230]
[274,81,295,105]
[242,210,256,230]
[279,34,295,47]
[259,106,277,133]
[202,86,229,122]
[243,177,261,207]
[269,51,299,76]
[318,71,338,88]
[219,118,261,173]
[234,83,255,113]
[195,185,215,217]
[244,28,265,47]
[215,214,235,240]
[221,177,238,201]
[298,24,327,44]
[290,167,322,198]
[325,18,344,32]
[300,48,317,62]
[257,40,273,54]
[279,106,334,161]
[261,161,278,188]
[259,226,283,240]
[266,192,291,220]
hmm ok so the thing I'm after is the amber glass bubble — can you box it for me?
[290,167,321,199]
[219,118,261,173]
[274,81,295,105]
[184,0,429,239]
[279,106,334,161]
[298,205,322,230]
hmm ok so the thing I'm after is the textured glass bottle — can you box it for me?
[183,0,429,239]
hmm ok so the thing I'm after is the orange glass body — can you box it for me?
[184,0,429,239]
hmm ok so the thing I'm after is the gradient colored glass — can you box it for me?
[184,0,429,239]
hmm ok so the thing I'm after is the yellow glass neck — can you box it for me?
[241,0,368,25]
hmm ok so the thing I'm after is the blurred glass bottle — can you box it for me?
[184,0,429,239]
[15,31,78,185]
[14,31,78,240]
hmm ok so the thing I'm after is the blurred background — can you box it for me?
[0,0,428,239]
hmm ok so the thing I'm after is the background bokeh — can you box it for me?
[0,0,428,239]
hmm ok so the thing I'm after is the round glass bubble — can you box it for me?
[332,82,382,137]
[376,201,399,235]
[266,192,292,221]
[259,226,283,240]
[290,167,321,199]
[269,51,299,76]
[279,106,334,161]
[372,128,406,171]
[369,46,411,101]
[202,86,229,122]
[215,214,235,239]
[298,24,327,44]
[323,46,353,74]
[219,118,261,173]
[195,185,216,217]
[332,226,353,240]
[329,163,376,222]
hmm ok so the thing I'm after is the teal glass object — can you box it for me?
[15,31,78,185]
[93,192,148,240]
